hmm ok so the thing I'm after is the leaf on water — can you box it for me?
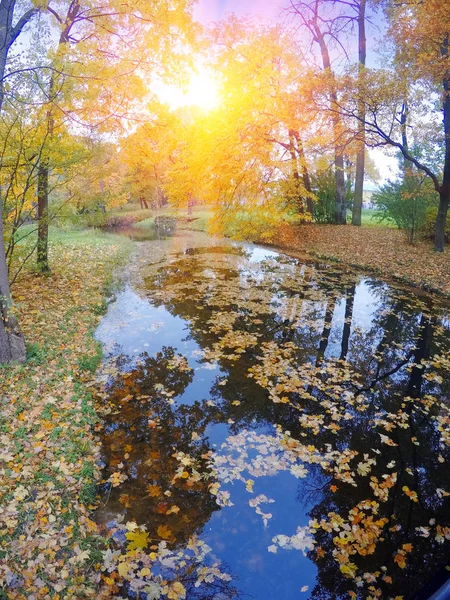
[125,530,150,551]
[402,486,418,502]
[166,505,180,514]
[147,485,162,497]
[157,525,175,542]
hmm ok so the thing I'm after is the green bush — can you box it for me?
[311,169,353,224]
[372,174,437,243]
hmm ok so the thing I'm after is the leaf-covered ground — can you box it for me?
[272,224,450,297]
[0,231,132,599]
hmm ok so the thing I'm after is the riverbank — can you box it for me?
[0,230,132,599]
[269,223,450,298]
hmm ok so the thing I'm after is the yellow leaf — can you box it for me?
[340,562,357,578]
[125,530,149,551]
[157,524,175,541]
[166,505,180,514]
[118,562,130,577]
[394,553,406,569]
[168,581,186,599]
[147,485,162,497]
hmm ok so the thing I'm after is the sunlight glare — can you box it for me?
[185,72,219,111]
[153,69,220,112]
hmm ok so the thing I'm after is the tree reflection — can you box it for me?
[97,346,219,547]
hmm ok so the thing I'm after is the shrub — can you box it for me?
[372,174,437,244]
[311,169,353,224]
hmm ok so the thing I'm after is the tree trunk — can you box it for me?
[352,0,366,226]
[37,163,50,272]
[0,0,36,363]
[313,21,346,224]
[435,189,449,252]
[36,6,78,271]
[335,150,347,223]
[37,89,54,272]
[293,130,314,215]
[288,129,304,215]
[435,63,450,252]
[0,205,26,363]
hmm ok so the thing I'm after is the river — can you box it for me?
[94,229,450,600]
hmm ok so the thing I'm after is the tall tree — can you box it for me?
[0,0,41,363]
[352,0,366,226]
[341,0,450,250]
[289,0,348,224]
[35,0,195,271]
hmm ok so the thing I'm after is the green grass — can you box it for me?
[9,225,134,280]
[132,206,213,232]
[360,208,396,228]
[110,202,152,219]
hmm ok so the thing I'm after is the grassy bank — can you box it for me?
[0,229,133,599]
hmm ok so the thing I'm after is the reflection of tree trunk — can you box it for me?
[406,312,433,398]
[317,295,336,363]
[340,282,356,361]
[352,0,366,226]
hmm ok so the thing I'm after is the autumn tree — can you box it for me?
[34,0,196,271]
[119,106,180,210]
[339,0,450,250]
[0,0,43,363]
[160,20,318,238]
[1,93,51,283]
[289,0,349,224]
[0,0,196,363]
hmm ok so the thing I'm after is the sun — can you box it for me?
[152,68,220,112]
[185,71,219,111]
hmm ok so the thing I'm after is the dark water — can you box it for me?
[95,232,450,600]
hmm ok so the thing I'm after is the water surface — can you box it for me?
[95,231,450,599]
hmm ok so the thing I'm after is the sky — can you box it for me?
[193,0,285,23]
